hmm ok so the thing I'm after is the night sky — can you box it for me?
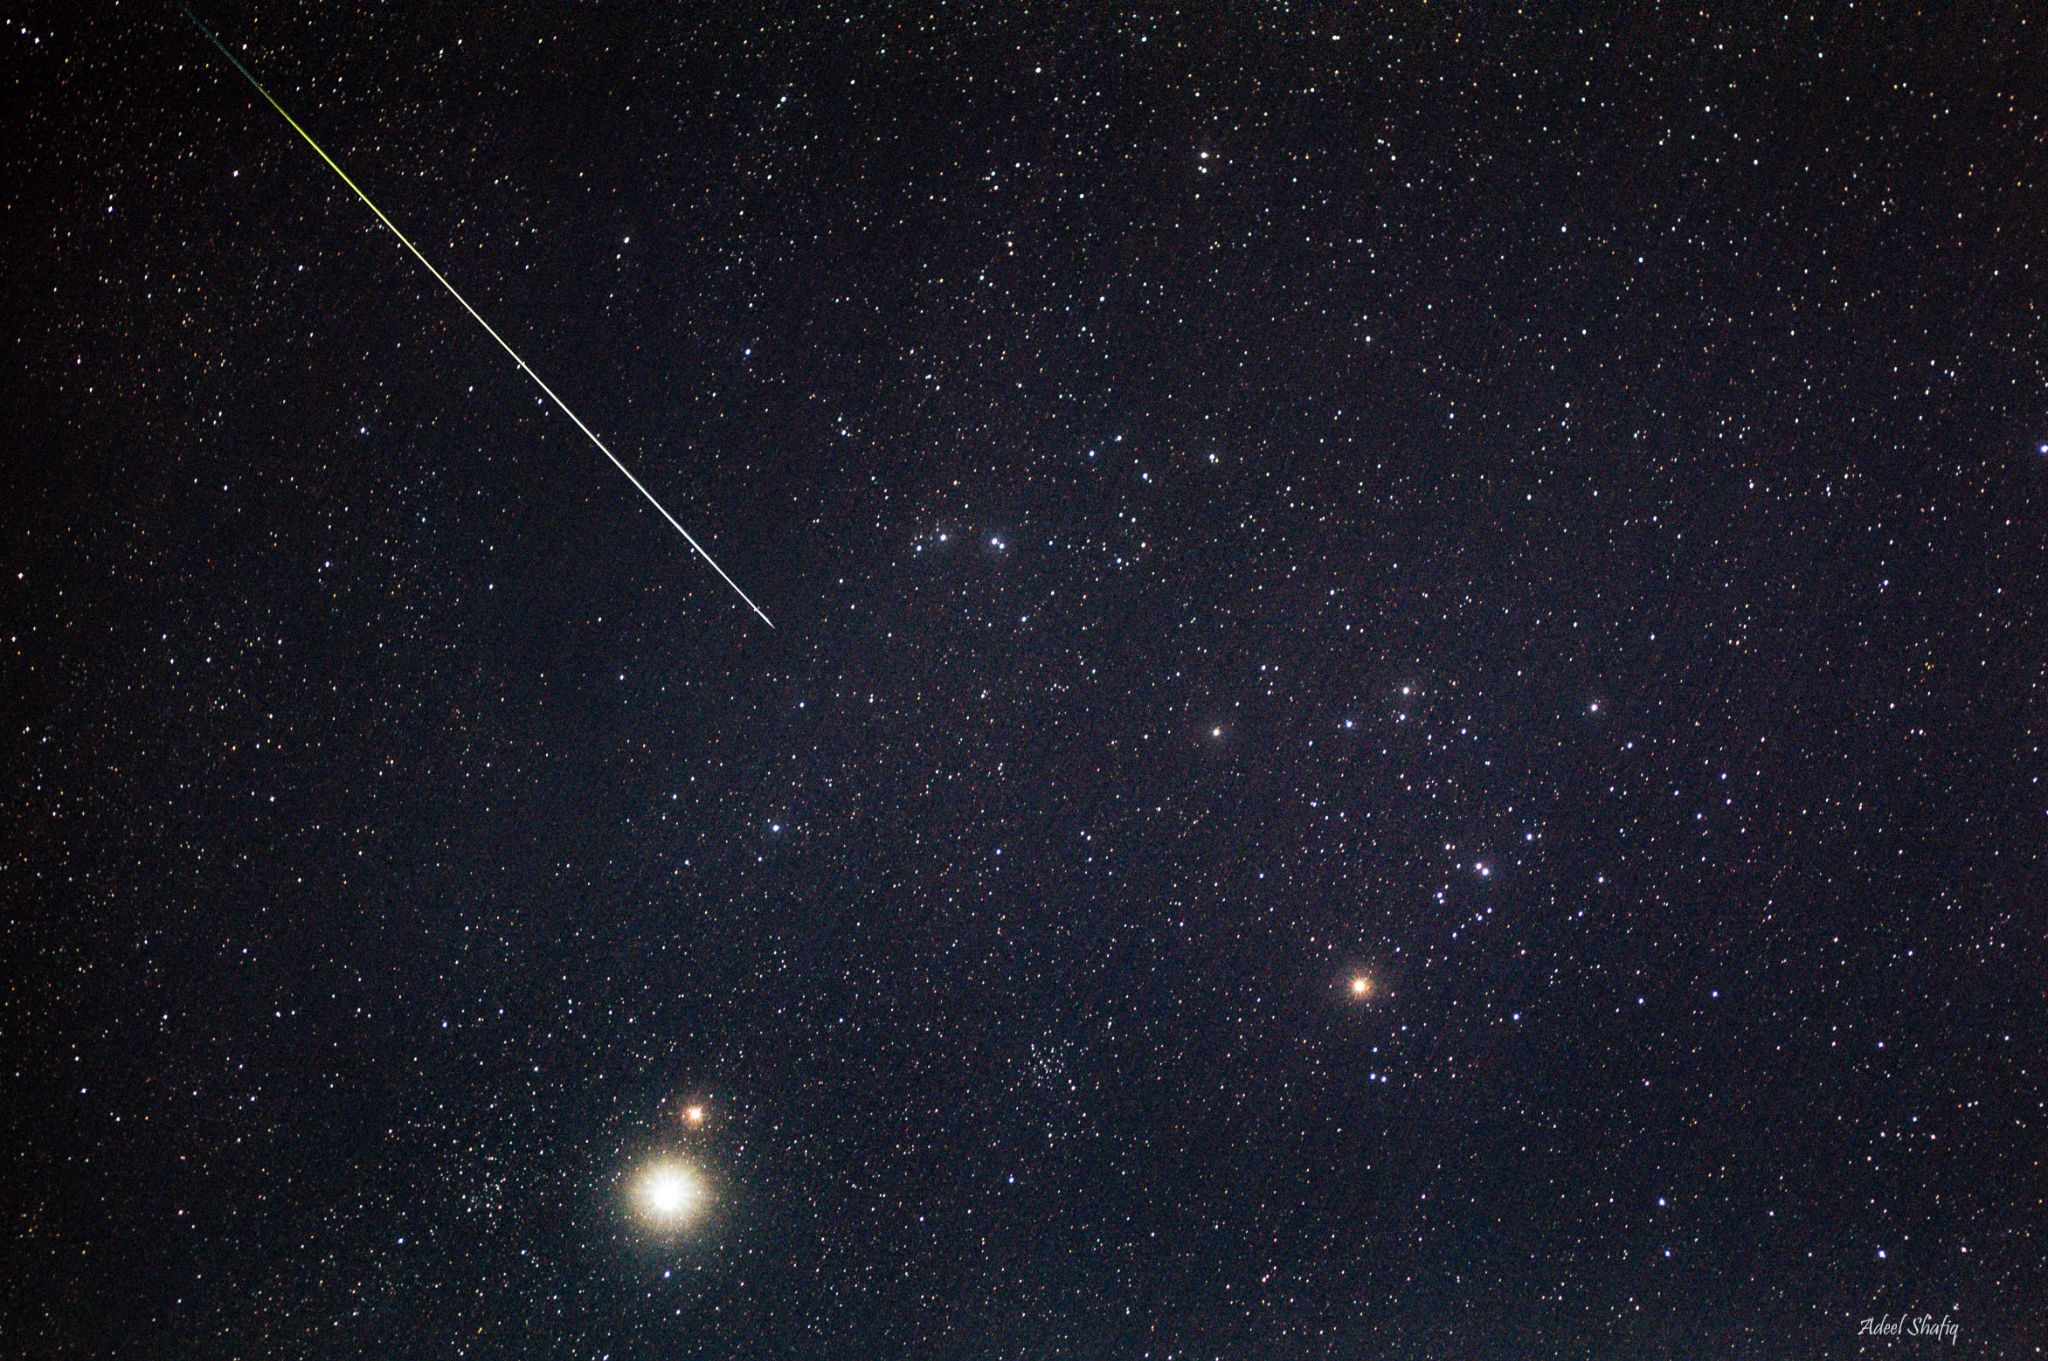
[7,4,2048,1357]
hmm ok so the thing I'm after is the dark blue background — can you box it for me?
[6,4,2044,1356]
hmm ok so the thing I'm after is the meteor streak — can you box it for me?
[182,7,774,628]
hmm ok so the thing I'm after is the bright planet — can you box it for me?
[631,1159,706,1231]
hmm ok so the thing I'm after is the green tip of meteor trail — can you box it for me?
[180,7,776,630]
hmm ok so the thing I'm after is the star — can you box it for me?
[1348,973,1376,1000]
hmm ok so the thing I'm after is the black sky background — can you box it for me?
[6,3,2048,1357]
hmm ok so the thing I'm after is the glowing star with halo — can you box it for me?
[1348,973,1376,1000]
[631,1159,707,1231]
